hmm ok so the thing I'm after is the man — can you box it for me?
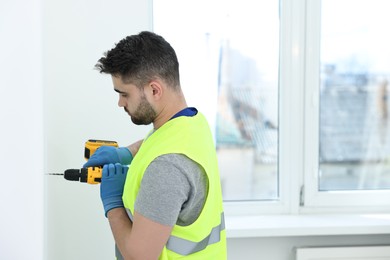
[84,31,226,259]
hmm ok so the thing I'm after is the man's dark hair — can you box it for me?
[95,31,180,89]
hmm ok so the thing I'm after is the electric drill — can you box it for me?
[49,139,118,184]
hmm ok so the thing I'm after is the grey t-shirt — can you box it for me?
[134,153,208,227]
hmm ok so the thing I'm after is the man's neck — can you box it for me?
[152,87,189,129]
[153,101,187,130]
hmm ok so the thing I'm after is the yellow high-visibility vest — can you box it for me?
[123,112,226,259]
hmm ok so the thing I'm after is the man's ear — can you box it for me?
[148,80,163,100]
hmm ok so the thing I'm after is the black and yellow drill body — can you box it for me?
[49,139,118,184]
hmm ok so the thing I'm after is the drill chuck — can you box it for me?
[64,168,87,182]
[63,167,102,184]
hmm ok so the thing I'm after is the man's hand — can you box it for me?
[84,146,133,167]
[101,163,128,217]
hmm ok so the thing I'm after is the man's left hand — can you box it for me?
[100,163,129,217]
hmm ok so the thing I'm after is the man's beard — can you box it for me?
[127,95,156,125]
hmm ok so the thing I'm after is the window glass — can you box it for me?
[154,0,280,200]
[320,0,390,191]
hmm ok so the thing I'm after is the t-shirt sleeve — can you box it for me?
[134,155,191,226]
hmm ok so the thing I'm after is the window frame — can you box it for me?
[222,0,307,215]
[303,0,390,211]
[153,0,390,216]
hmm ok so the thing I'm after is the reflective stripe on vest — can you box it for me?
[125,208,225,256]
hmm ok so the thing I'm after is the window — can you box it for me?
[305,0,390,209]
[154,0,390,213]
[154,0,280,202]
[319,0,390,191]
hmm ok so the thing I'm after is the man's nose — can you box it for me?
[118,97,126,107]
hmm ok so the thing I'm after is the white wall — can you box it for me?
[43,0,152,259]
[0,0,44,259]
[2,1,389,260]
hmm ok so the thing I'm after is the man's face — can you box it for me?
[111,76,156,125]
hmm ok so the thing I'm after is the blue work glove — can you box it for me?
[83,146,133,167]
[100,163,129,217]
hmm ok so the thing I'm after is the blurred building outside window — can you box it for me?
[319,0,390,191]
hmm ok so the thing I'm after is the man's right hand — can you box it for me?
[83,146,133,167]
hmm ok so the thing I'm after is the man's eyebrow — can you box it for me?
[114,89,126,94]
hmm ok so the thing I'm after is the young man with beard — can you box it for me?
[84,31,226,260]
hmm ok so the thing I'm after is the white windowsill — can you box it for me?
[225,214,390,238]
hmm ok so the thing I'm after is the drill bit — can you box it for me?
[47,170,79,181]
